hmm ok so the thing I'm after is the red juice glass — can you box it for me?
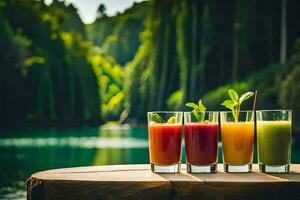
[184,111,219,173]
[148,112,183,173]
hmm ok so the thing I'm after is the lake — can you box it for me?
[0,127,299,199]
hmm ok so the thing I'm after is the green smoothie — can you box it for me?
[257,121,291,165]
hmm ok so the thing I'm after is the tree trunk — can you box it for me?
[232,21,239,82]
[198,5,210,96]
[176,1,188,106]
[157,25,170,109]
[189,4,198,101]
[280,0,287,65]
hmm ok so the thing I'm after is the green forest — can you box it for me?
[0,0,299,136]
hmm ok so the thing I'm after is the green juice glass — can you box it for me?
[257,110,292,173]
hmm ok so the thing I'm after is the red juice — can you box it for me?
[148,123,182,165]
[184,123,218,165]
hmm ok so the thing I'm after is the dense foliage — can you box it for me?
[87,2,148,66]
[0,0,300,136]
[123,0,300,124]
[279,39,300,133]
[0,0,101,129]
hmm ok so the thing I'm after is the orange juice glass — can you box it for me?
[148,112,183,173]
[220,111,254,172]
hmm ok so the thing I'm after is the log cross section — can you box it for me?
[27,164,300,200]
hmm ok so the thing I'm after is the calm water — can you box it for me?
[0,127,299,199]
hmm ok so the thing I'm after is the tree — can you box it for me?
[97,4,107,19]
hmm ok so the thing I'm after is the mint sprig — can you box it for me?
[185,99,207,122]
[167,116,176,124]
[150,113,165,123]
[150,113,176,124]
[221,89,254,122]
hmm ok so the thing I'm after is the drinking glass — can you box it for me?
[184,111,219,173]
[220,111,254,172]
[257,110,292,173]
[147,111,183,173]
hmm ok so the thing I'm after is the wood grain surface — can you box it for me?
[27,164,300,200]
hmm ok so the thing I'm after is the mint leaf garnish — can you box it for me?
[185,103,198,109]
[228,89,239,102]
[221,100,235,110]
[221,89,254,122]
[167,116,176,124]
[239,92,254,104]
[185,99,207,122]
[150,113,165,123]
[198,99,206,111]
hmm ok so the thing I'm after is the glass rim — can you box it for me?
[184,111,219,113]
[256,109,292,112]
[219,110,255,113]
[147,111,183,114]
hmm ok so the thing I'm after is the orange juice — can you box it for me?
[221,122,254,165]
[148,123,182,165]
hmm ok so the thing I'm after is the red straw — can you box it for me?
[253,90,258,112]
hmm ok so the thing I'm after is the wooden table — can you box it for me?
[27,164,300,200]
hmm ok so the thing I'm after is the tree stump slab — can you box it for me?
[27,164,300,200]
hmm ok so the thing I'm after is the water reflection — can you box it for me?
[0,127,149,199]
[93,127,149,165]
[0,137,148,148]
